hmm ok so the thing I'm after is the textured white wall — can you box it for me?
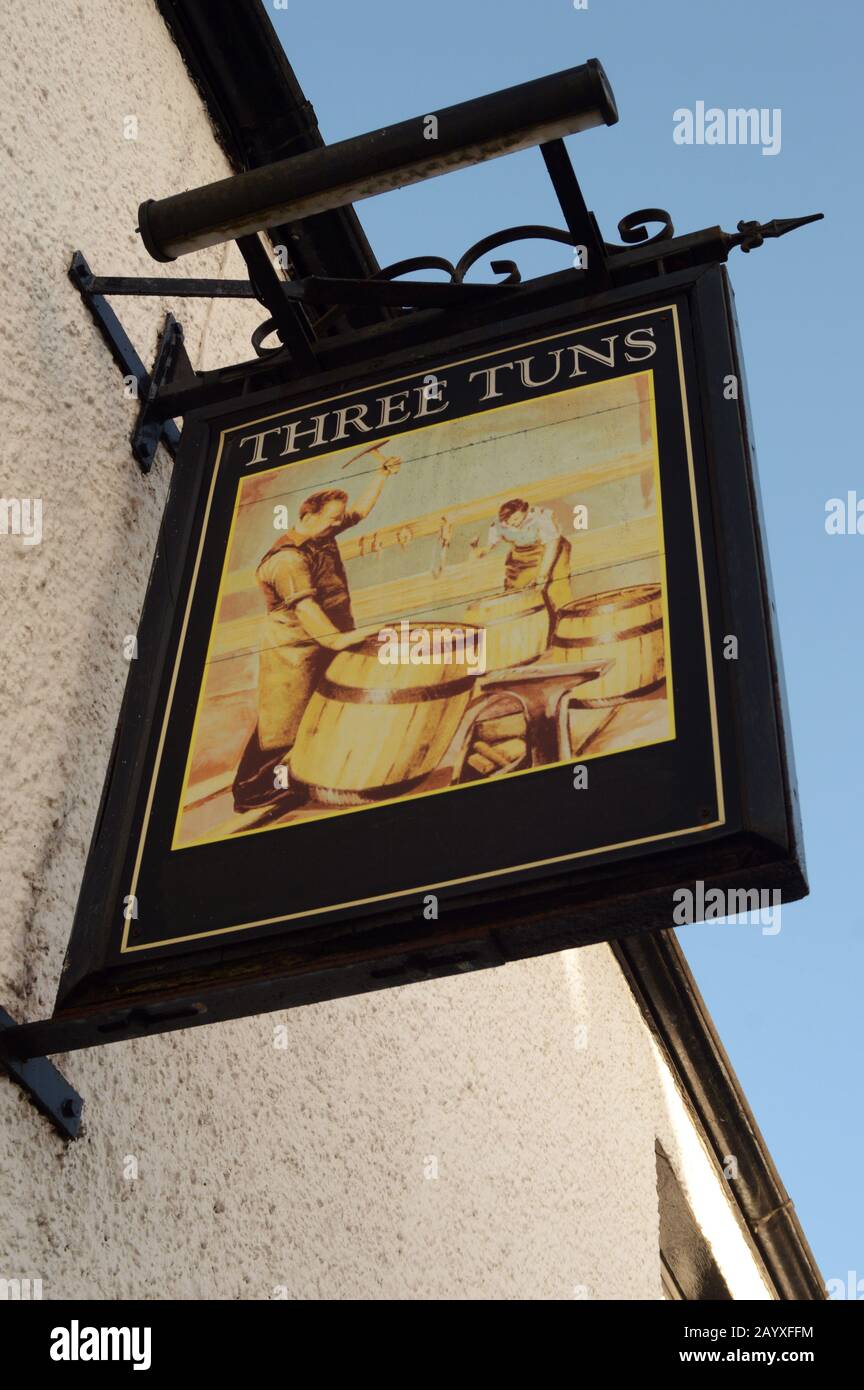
[0,0,770,1300]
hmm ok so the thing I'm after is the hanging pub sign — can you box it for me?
[55,264,806,1040]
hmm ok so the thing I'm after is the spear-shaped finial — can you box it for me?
[734,213,824,253]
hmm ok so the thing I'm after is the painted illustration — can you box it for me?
[173,369,673,848]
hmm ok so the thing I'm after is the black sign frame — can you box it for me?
[54,262,805,1044]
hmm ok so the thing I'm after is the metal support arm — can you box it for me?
[0,1007,83,1140]
[70,252,186,473]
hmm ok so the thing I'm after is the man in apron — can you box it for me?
[473,498,573,610]
[233,457,400,815]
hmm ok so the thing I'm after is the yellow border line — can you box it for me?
[121,303,724,952]
[671,309,725,823]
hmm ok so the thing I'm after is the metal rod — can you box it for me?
[281,276,517,309]
[85,276,257,298]
[540,139,609,284]
[138,60,618,261]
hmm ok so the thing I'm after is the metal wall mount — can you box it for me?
[70,252,190,473]
[0,1007,83,1140]
[68,129,821,477]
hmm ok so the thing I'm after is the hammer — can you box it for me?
[340,437,400,472]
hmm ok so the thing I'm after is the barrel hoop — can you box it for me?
[317,673,477,705]
[561,585,661,619]
[567,676,666,708]
[553,617,663,648]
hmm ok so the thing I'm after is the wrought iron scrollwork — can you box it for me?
[250,208,837,357]
[367,226,583,295]
[453,226,577,282]
[301,226,584,346]
[372,255,458,282]
[614,209,675,247]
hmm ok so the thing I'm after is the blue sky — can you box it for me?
[270,0,860,1288]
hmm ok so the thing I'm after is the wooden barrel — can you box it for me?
[290,623,481,805]
[550,584,665,706]
[464,590,550,671]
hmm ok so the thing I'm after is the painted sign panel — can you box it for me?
[55,269,804,1036]
[175,364,675,851]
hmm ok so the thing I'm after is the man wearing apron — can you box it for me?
[233,458,400,815]
[474,498,572,610]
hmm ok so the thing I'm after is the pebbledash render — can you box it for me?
[0,0,821,1301]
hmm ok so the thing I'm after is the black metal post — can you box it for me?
[540,139,609,287]
[235,234,319,368]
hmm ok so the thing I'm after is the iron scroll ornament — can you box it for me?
[249,215,685,355]
[369,213,678,282]
[251,225,584,354]
[614,208,675,247]
[232,210,826,355]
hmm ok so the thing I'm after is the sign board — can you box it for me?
[55,264,805,1039]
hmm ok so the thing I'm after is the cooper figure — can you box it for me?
[472,497,572,610]
[232,453,401,816]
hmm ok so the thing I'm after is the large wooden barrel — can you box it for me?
[290,623,481,805]
[464,590,550,671]
[550,584,665,706]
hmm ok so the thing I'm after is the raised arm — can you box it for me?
[472,520,502,561]
[351,454,402,520]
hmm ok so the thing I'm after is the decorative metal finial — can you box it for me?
[734,213,824,254]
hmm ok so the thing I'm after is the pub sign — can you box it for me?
[56,265,806,1038]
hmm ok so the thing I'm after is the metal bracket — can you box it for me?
[0,1007,83,1140]
[235,233,319,373]
[70,251,186,473]
[69,193,823,471]
[133,313,191,472]
[540,139,609,286]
